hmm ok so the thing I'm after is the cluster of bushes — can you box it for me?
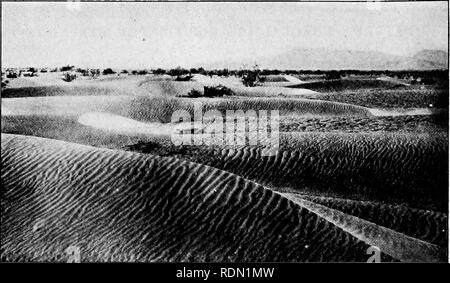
[4,69,38,78]
[238,65,268,87]
[6,71,19,79]
[60,65,75,72]
[167,67,190,77]
[76,68,88,76]
[131,70,150,75]
[62,72,77,82]
[186,85,235,98]
[204,85,235,97]
[150,67,234,77]
[102,68,116,75]
[74,68,100,78]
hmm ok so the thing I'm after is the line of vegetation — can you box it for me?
[3,64,447,88]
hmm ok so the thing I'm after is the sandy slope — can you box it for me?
[1,77,447,262]
[2,133,388,262]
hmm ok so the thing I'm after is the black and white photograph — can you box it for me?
[1,0,449,267]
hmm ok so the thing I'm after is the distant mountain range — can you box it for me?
[203,48,448,70]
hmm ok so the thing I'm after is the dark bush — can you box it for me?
[90,69,100,78]
[241,72,261,87]
[198,67,207,75]
[186,89,203,98]
[137,70,149,75]
[6,71,18,79]
[175,75,193,81]
[184,85,235,98]
[168,67,189,77]
[217,69,230,77]
[240,65,265,87]
[102,68,116,75]
[204,85,235,97]
[60,65,74,72]
[153,68,166,75]
[62,72,77,82]
[76,68,90,76]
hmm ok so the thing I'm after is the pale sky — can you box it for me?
[2,1,448,69]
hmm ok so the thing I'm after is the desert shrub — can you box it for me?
[204,85,235,97]
[198,67,207,76]
[217,69,230,77]
[168,67,189,77]
[153,68,166,75]
[50,68,58,72]
[189,67,206,75]
[6,71,18,79]
[60,65,74,72]
[175,75,193,81]
[138,70,149,75]
[76,68,90,76]
[88,69,100,78]
[241,71,261,87]
[102,68,116,75]
[121,70,129,74]
[40,68,48,73]
[62,72,77,82]
[240,65,265,87]
[184,85,235,98]
[28,67,37,73]
[186,89,203,98]
[261,69,282,76]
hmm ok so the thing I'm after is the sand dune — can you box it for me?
[1,78,447,262]
[2,134,387,262]
[2,94,373,122]
[139,78,318,97]
[230,86,318,97]
[281,193,445,262]
[1,96,445,211]
[297,195,448,248]
[127,132,447,212]
[138,80,205,97]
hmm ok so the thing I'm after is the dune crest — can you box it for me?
[280,193,445,262]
